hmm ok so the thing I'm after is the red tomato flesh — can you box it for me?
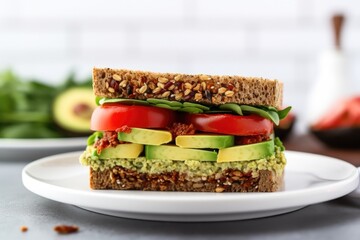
[91,104,175,131]
[313,96,360,130]
[185,113,273,136]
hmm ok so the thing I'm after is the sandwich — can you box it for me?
[80,68,290,192]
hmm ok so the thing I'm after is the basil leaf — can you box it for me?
[219,103,243,115]
[278,106,292,120]
[240,105,280,125]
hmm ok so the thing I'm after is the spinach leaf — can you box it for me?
[0,69,92,138]
[147,98,183,107]
[183,102,210,111]
[278,106,292,120]
[99,98,149,106]
[219,103,243,115]
[240,105,280,125]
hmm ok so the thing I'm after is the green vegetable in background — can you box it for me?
[0,69,92,138]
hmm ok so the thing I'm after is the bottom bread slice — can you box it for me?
[81,145,286,192]
[90,167,283,192]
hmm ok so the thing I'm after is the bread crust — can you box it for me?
[89,167,283,192]
[93,68,283,108]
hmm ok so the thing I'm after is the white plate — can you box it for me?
[22,151,359,222]
[0,138,86,161]
[347,168,360,199]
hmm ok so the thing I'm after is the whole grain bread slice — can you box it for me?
[93,68,283,108]
[90,167,283,192]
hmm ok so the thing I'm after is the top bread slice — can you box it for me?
[93,68,283,109]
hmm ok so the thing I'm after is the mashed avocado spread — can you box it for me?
[80,145,286,178]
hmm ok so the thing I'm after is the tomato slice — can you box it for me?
[313,97,360,130]
[185,113,273,136]
[91,104,175,131]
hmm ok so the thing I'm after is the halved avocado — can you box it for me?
[53,87,96,134]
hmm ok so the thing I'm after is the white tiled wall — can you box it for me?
[1,0,360,132]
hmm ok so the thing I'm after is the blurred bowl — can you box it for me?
[310,127,360,149]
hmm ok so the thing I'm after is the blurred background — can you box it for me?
[1,0,360,135]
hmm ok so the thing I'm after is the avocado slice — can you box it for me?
[145,145,217,161]
[118,128,172,145]
[176,135,234,149]
[53,87,96,133]
[100,143,144,159]
[217,140,275,162]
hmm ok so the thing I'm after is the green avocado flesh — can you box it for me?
[118,128,172,145]
[100,143,143,159]
[80,145,286,178]
[53,88,96,132]
[217,140,274,162]
[176,135,234,149]
[146,145,217,161]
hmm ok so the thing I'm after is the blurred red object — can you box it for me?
[312,96,360,130]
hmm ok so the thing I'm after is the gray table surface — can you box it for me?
[1,160,360,240]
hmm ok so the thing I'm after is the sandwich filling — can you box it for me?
[80,98,289,181]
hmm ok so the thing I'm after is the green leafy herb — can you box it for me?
[95,96,102,106]
[99,98,149,106]
[183,102,210,111]
[0,69,92,138]
[240,105,280,125]
[219,103,243,115]
[87,131,103,146]
[147,98,183,107]
[94,96,291,126]
[278,106,292,120]
[155,104,181,110]
[178,107,204,113]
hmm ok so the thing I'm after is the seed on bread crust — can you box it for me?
[184,82,192,89]
[194,93,202,101]
[153,87,161,94]
[200,75,211,81]
[90,167,283,192]
[218,87,227,94]
[161,91,171,98]
[139,84,147,94]
[112,74,122,81]
[93,68,283,108]
[157,82,165,89]
[193,83,201,91]
[225,90,234,97]
[119,80,128,88]
[215,187,225,193]
[158,77,169,83]
[184,89,192,96]
[174,92,183,100]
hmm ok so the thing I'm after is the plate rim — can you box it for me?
[0,137,87,149]
[22,150,360,217]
